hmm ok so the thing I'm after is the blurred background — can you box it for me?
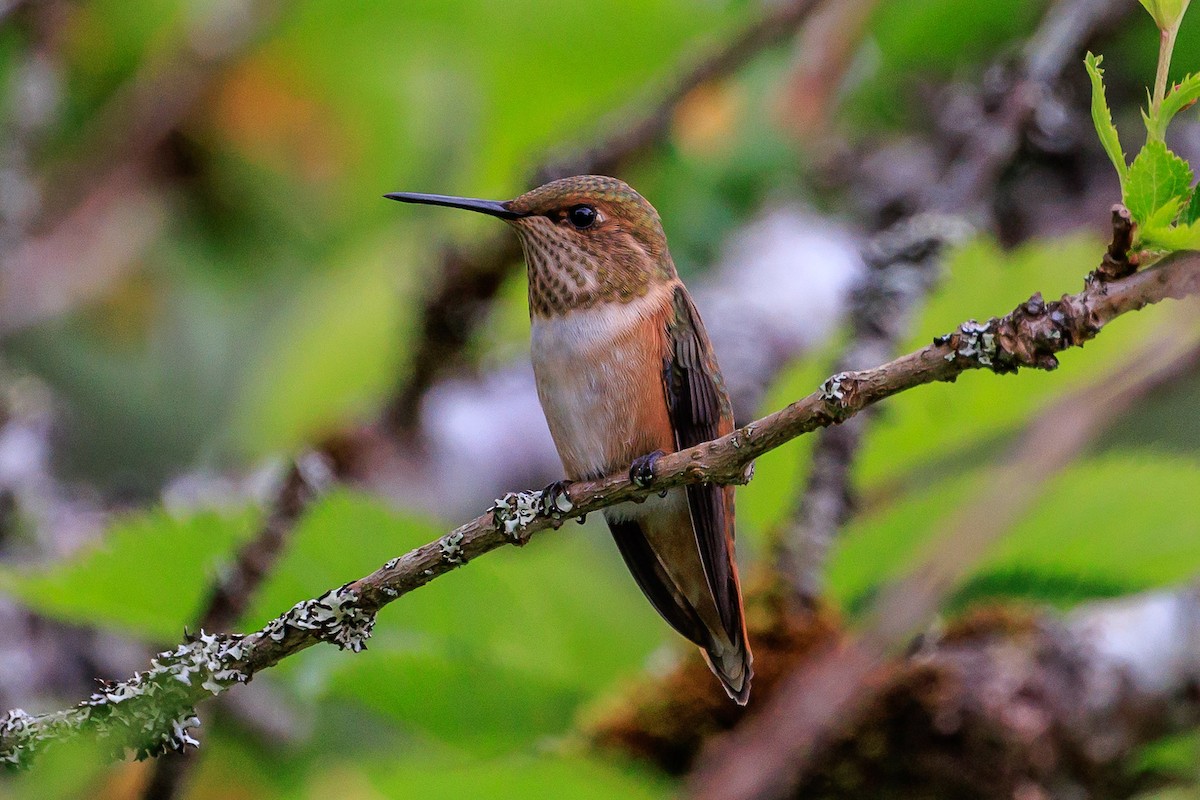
[2,0,1200,797]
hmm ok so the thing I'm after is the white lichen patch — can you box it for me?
[492,490,544,540]
[819,372,852,405]
[261,585,375,653]
[439,530,466,563]
[0,630,254,768]
[102,631,247,757]
[0,587,384,768]
[549,490,573,514]
[949,319,998,367]
[0,709,35,766]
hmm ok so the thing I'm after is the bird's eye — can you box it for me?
[566,204,597,229]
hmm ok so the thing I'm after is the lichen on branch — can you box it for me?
[3,235,1199,770]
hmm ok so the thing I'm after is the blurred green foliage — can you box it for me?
[4,0,1200,797]
[0,508,256,638]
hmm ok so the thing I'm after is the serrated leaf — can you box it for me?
[1085,53,1128,189]
[1124,140,1194,225]
[1148,71,1200,140]
[1139,218,1200,249]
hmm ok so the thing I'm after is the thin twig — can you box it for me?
[139,454,331,800]
[2,242,1198,768]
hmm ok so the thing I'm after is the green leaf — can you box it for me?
[1148,71,1200,140]
[1186,185,1200,225]
[0,509,256,639]
[1139,218,1200,249]
[1139,0,1192,30]
[1124,140,1194,225]
[1085,53,1129,189]
[326,653,588,754]
[1135,730,1200,783]
[830,454,1200,612]
[1144,195,1185,230]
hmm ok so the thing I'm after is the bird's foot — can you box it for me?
[630,450,665,489]
[539,480,575,527]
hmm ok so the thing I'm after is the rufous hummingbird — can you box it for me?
[387,175,752,703]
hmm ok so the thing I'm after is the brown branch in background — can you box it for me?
[774,215,968,602]
[777,0,882,138]
[684,311,1200,800]
[140,454,331,800]
[533,0,825,183]
[775,0,1133,607]
[381,0,831,434]
[931,0,1130,213]
[3,241,1199,769]
[0,0,282,336]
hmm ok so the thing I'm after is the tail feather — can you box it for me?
[702,641,752,705]
[606,505,753,704]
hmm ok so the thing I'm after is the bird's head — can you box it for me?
[387,175,675,316]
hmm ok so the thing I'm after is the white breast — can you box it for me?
[530,289,667,479]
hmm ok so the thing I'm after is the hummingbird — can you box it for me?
[386,175,752,703]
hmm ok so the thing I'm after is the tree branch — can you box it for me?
[3,242,1199,769]
[684,308,1200,800]
[138,454,332,800]
[774,0,1133,603]
[773,214,968,602]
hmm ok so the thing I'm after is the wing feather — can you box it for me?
[663,285,740,635]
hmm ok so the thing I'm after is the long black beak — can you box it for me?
[384,191,526,220]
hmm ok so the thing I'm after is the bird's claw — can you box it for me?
[630,450,665,489]
[539,480,574,520]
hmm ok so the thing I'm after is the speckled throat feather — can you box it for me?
[508,175,677,318]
